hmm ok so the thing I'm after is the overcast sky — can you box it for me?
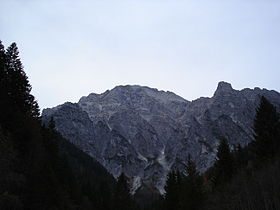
[1,0,280,109]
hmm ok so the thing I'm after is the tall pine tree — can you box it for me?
[179,155,204,210]
[0,40,10,124]
[5,42,39,118]
[213,137,234,186]
[252,96,280,161]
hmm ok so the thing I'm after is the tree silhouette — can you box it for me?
[114,172,131,210]
[165,170,180,210]
[179,155,204,210]
[0,41,5,78]
[5,42,39,118]
[252,96,280,161]
[213,137,234,186]
[0,40,10,125]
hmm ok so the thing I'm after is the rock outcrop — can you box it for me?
[42,82,280,193]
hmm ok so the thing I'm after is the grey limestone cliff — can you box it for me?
[42,82,280,193]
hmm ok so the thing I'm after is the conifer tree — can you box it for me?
[0,41,16,126]
[252,96,280,160]
[213,137,234,186]
[5,42,39,118]
[232,144,248,170]
[179,155,203,210]
[0,41,8,124]
[0,40,5,77]
[114,173,131,210]
[0,41,8,103]
[185,154,199,181]
[165,170,180,210]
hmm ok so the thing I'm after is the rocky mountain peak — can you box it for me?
[79,85,188,106]
[217,81,233,91]
[214,81,234,96]
[42,82,280,194]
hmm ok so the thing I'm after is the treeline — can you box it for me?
[163,96,280,210]
[0,41,138,210]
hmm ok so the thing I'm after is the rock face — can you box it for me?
[42,82,280,193]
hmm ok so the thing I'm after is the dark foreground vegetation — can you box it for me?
[0,41,280,210]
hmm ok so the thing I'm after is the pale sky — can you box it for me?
[1,0,280,110]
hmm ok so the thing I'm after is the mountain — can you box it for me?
[42,82,280,193]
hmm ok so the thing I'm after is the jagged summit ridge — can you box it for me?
[42,82,280,193]
[78,85,189,123]
[79,85,188,104]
